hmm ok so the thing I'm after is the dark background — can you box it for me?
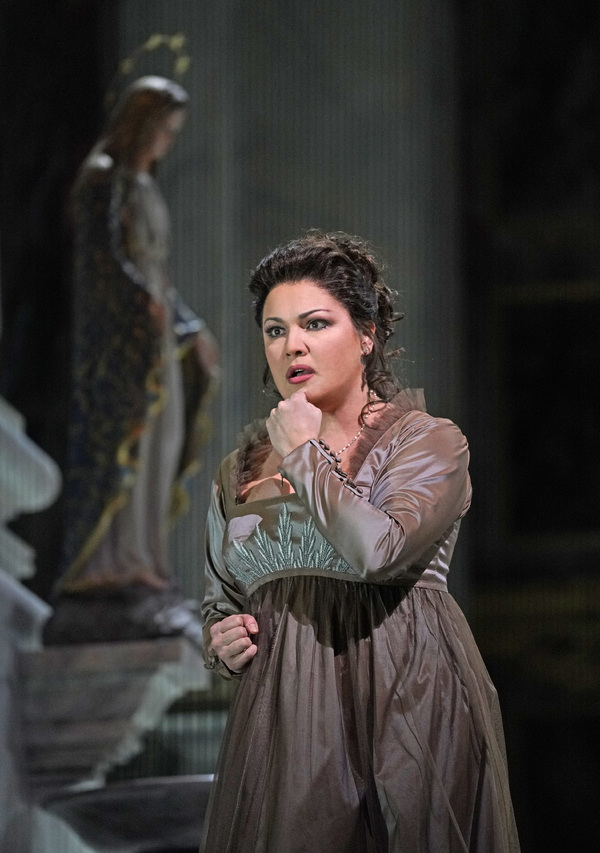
[462,3,600,849]
[1,1,600,850]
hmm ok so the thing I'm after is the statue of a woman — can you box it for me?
[43,76,219,645]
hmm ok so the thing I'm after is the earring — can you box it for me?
[362,343,371,355]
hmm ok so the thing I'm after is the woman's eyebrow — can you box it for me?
[298,308,333,319]
[263,308,333,324]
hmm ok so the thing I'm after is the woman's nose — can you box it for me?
[285,326,308,355]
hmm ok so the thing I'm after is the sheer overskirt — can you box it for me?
[201,576,519,853]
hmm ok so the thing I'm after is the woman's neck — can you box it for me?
[318,389,374,454]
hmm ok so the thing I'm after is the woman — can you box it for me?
[201,233,519,852]
[44,77,218,645]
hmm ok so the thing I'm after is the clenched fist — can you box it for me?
[266,390,322,458]
[209,613,258,672]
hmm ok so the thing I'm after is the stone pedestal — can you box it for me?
[41,775,212,853]
[20,637,209,799]
[1,395,214,851]
[18,637,211,852]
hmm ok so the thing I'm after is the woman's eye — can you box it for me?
[306,318,328,331]
[264,325,285,338]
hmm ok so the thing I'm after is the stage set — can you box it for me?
[1,1,599,851]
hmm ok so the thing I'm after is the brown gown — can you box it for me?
[201,390,520,853]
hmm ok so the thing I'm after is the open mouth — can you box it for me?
[286,364,315,383]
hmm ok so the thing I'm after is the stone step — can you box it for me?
[18,637,210,799]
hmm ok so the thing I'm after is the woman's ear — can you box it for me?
[361,323,376,355]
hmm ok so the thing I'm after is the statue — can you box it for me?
[43,76,219,646]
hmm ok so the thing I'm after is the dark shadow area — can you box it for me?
[461,1,600,849]
[0,0,117,600]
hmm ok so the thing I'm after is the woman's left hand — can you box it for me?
[266,390,322,458]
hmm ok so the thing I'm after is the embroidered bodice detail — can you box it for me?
[222,390,431,594]
[225,503,358,591]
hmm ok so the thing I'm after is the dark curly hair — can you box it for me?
[249,231,404,402]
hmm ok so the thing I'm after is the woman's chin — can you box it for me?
[279,381,314,400]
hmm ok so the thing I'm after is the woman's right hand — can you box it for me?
[209,614,258,672]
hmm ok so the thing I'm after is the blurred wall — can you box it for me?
[0,0,467,607]
[115,0,467,604]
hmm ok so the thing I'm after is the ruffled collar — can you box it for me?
[344,387,425,477]
[233,388,426,503]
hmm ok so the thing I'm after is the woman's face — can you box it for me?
[262,279,371,410]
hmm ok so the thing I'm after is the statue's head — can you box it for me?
[103,76,189,171]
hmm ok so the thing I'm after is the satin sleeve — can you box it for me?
[201,461,247,677]
[278,412,471,583]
